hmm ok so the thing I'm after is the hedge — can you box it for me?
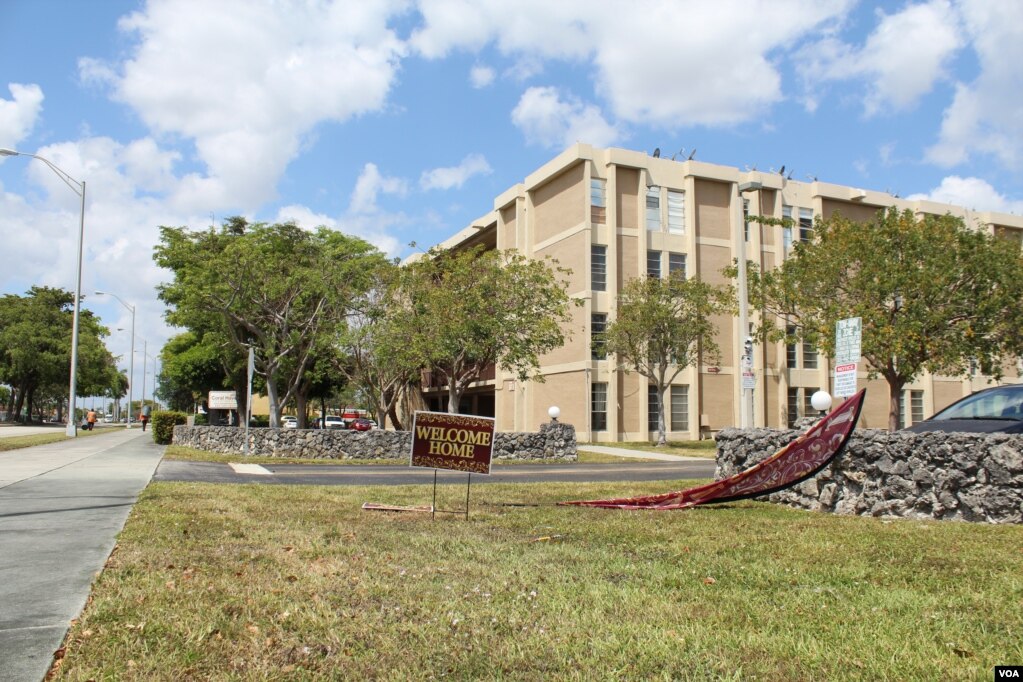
[152,410,188,445]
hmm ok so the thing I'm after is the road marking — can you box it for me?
[228,462,272,475]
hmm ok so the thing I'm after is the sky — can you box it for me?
[2,0,1022,399]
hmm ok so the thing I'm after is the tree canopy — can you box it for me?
[0,286,120,422]
[390,246,577,414]
[154,218,388,425]
[741,207,1023,429]
[604,273,734,445]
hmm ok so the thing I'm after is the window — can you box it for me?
[590,178,606,224]
[787,388,799,427]
[667,190,685,234]
[591,383,608,432]
[591,245,607,292]
[671,385,689,431]
[648,385,660,432]
[668,252,687,279]
[646,186,661,231]
[647,250,661,278]
[799,208,813,242]
[782,205,793,252]
[803,342,818,369]
[803,387,819,419]
[786,325,798,368]
[901,390,925,428]
[910,390,924,424]
[591,313,607,360]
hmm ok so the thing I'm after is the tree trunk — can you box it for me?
[296,392,308,429]
[266,370,281,427]
[387,403,402,431]
[887,376,904,432]
[656,384,667,446]
[447,381,459,414]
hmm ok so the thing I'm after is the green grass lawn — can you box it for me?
[0,425,117,452]
[580,439,718,459]
[54,480,1023,680]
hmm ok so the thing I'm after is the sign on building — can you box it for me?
[410,412,495,475]
[208,391,239,410]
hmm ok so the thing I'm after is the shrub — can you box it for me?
[152,410,187,445]
[193,413,208,426]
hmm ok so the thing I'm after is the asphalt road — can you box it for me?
[155,458,718,486]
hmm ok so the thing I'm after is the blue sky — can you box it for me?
[2,0,1022,390]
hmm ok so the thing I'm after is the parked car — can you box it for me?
[323,415,346,430]
[351,418,374,431]
[103,415,114,423]
[904,384,1023,434]
[282,416,298,429]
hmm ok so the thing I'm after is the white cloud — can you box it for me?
[796,1,963,116]
[0,83,44,150]
[907,176,1023,214]
[83,0,407,210]
[274,203,401,257]
[420,154,492,190]
[512,86,619,150]
[926,0,1023,169]
[349,163,409,215]
[470,65,495,88]
[415,0,854,128]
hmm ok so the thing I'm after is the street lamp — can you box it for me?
[736,180,762,428]
[1,147,86,437]
[95,291,135,429]
[135,338,148,417]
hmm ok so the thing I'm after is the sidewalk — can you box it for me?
[0,429,164,682]
[577,444,711,462]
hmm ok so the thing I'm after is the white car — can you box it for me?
[323,416,346,429]
[282,416,298,429]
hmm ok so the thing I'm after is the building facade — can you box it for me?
[425,144,1023,441]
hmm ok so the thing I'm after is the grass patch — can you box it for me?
[56,480,1023,680]
[0,426,116,452]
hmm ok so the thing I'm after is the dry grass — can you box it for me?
[54,480,1023,681]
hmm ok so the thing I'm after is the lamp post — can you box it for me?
[135,338,148,418]
[95,291,135,429]
[736,180,762,428]
[1,147,86,437]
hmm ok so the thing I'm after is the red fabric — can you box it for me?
[562,389,865,510]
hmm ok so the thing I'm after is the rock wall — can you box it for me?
[172,420,577,462]
[715,427,1023,524]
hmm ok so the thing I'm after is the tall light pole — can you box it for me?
[736,180,762,428]
[95,291,135,428]
[135,338,148,416]
[1,147,86,436]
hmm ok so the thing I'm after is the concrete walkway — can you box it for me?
[577,444,711,462]
[0,429,163,682]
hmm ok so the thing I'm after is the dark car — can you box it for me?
[904,384,1023,434]
[351,418,374,432]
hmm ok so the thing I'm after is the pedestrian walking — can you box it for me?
[86,409,97,431]
[140,404,151,432]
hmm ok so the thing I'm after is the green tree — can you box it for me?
[155,218,387,426]
[604,273,734,445]
[0,287,117,422]
[741,207,1023,430]
[392,246,577,414]
[157,331,232,412]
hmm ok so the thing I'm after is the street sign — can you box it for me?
[834,362,858,397]
[208,390,238,410]
[835,317,862,365]
[742,370,756,390]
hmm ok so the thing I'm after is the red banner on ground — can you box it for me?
[410,412,495,475]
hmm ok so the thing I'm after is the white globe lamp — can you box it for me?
[810,391,833,415]
[548,406,561,422]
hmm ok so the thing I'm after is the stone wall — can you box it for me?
[715,427,1023,524]
[172,421,577,462]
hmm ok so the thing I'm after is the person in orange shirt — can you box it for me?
[86,409,97,431]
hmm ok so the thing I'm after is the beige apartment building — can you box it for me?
[423,144,1023,441]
